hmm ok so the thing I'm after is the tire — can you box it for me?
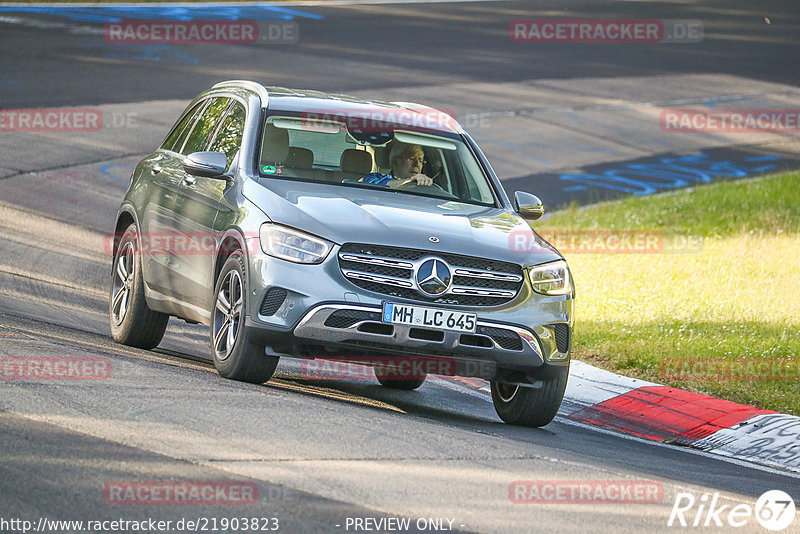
[109,223,169,349]
[374,365,427,390]
[211,252,278,384]
[490,368,569,427]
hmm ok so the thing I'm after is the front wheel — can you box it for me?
[109,223,168,349]
[211,252,278,384]
[490,370,568,427]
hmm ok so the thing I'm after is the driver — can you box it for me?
[359,141,434,188]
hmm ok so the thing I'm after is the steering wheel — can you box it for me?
[399,182,458,198]
[396,176,443,189]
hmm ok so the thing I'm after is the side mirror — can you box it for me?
[514,191,545,220]
[183,151,228,179]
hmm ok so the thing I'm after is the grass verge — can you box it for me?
[535,172,800,415]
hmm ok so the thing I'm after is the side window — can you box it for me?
[207,102,246,169]
[181,97,231,156]
[161,100,206,152]
[287,128,355,167]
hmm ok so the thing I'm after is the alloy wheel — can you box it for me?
[111,241,135,326]
[496,382,519,403]
[213,269,243,361]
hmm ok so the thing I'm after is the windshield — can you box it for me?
[256,113,497,206]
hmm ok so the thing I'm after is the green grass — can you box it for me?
[536,173,800,414]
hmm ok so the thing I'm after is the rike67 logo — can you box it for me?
[669,490,796,531]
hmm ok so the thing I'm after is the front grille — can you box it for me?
[338,243,523,306]
[324,309,381,329]
[260,287,287,316]
[552,323,570,353]
[478,325,524,351]
[452,276,519,291]
[339,260,411,279]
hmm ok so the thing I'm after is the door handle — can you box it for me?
[151,165,162,175]
[182,175,197,186]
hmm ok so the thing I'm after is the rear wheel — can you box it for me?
[490,369,568,427]
[211,252,278,384]
[109,223,168,349]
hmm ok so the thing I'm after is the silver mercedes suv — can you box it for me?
[109,80,574,426]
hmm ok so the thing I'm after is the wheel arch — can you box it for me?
[113,205,139,257]
[215,229,249,285]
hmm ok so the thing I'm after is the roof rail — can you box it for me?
[212,80,269,106]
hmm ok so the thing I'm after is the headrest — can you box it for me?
[373,145,390,170]
[340,149,373,174]
[286,147,314,169]
[261,125,290,163]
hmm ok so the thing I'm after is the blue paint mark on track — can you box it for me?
[0,4,324,23]
[745,155,781,162]
[559,153,782,196]
[100,163,134,184]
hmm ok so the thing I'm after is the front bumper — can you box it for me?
[243,245,573,382]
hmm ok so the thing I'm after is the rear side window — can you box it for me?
[207,102,246,169]
[161,100,207,153]
[287,128,355,167]
[181,97,231,155]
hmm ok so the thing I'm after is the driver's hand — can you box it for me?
[406,173,433,186]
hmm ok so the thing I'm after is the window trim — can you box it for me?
[206,99,248,170]
[161,99,209,154]
[178,97,232,156]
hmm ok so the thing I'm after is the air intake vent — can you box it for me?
[409,328,445,342]
[259,287,287,316]
[477,325,524,351]
[552,323,570,353]
[324,309,381,329]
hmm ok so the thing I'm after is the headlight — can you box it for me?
[259,223,332,264]
[529,260,572,296]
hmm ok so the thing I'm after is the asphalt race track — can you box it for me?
[0,2,799,533]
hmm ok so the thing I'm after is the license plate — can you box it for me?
[382,302,477,333]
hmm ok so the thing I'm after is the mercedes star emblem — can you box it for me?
[416,258,452,296]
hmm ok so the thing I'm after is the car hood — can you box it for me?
[243,179,560,266]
